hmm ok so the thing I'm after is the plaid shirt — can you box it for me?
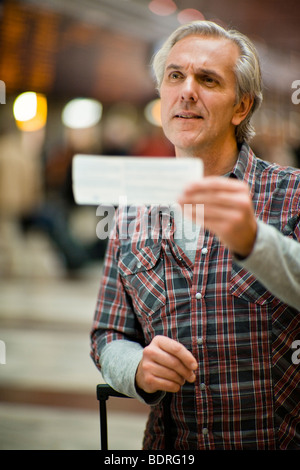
[91,143,300,450]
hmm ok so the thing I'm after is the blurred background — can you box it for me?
[0,0,299,450]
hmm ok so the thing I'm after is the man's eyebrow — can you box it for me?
[198,68,224,82]
[165,64,224,81]
[165,63,183,71]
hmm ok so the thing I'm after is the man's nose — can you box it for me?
[181,77,198,102]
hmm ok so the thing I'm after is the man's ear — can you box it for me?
[232,95,254,126]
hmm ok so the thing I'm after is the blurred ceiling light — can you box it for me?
[13,92,47,132]
[62,98,103,129]
[13,92,37,122]
[144,99,162,127]
[148,0,177,16]
[177,9,205,24]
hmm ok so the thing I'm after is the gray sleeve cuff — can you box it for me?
[99,340,165,405]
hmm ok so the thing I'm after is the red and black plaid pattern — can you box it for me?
[91,143,300,449]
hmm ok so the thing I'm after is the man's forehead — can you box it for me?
[166,34,240,67]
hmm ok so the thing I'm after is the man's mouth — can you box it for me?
[175,113,203,119]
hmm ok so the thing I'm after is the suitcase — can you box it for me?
[96,383,172,450]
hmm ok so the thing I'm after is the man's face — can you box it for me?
[160,35,242,157]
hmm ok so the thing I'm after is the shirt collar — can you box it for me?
[229,142,258,198]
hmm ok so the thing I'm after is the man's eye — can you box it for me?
[169,72,182,80]
[203,76,217,86]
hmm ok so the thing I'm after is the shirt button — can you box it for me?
[197,337,203,345]
[201,248,208,255]
[136,262,142,269]
[202,428,209,435]
[200,383,206,391]
[195,292,202,300]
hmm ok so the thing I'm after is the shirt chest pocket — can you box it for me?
[230,262,276,306]
[118,243,166,316]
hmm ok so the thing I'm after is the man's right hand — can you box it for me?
[135,335,197,394]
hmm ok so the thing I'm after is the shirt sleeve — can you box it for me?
[90,209,165,405]
[90,212,145,367]
[235,220,300,309]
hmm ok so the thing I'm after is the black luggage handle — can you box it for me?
[97,384,132,450]
[96,384,172,450]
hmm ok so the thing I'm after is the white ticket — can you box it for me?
[72,154,203,206]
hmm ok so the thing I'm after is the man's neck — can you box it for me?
[203,151,239,176]
[176,140,239,177]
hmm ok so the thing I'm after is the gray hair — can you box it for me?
[152,20,263,143]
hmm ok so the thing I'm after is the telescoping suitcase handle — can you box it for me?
[97,384,130,450]
[96,384,172,450]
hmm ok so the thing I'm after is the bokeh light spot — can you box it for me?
[149,0,177,17]
[177,9,205,24]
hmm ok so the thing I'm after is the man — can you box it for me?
[91,21,300,449]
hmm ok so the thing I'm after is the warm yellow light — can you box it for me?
[13,92,47,132]
[13,92,37,121]
[144,99,162,127]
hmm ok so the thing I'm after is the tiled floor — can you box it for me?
[0,232,149,450]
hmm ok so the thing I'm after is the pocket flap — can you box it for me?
[119,243,162,276]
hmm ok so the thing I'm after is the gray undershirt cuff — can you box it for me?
[99,340,165,405]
